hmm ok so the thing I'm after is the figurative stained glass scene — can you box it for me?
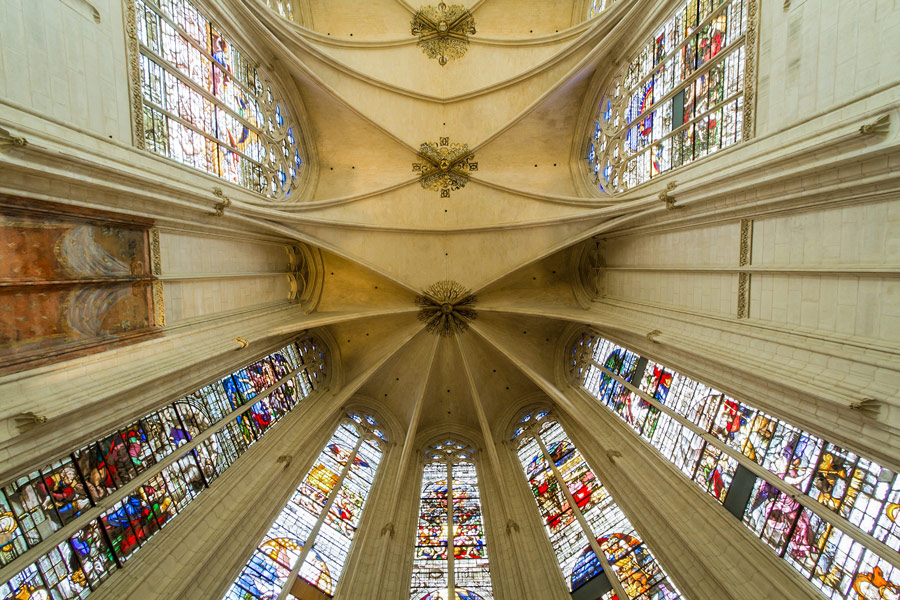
[410,441,493,600]
[223,414,384,599]
[587,0,751,192]
[133,0,303,199]
[512,412,680,600]
[0,338,326,599]
[572,332,900,600]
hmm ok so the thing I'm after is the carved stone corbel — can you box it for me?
[658,181,677,210]
[0,127,27,151]
[645,329,662,343]
[13,412,48,434]
[381,522,395,538]
[849,398,882,419]
[276,455,292,469]
[212,187,231,217]
[505,519,519,535]
[859,114,890,137]
[233,337,249,350]
[606,449,623,464]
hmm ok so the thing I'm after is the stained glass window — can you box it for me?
[410,441,493,600]
[572,331,900,599]
[587,0,754,192]
[1,337,325,599]
[264,0,294,21]
[132,0,303,199]
[512,412,680,599]
[224,414,385,599]
[588,0,616,18]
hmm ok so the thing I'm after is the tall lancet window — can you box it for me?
[410,440,493,600]
[223,413,386,599]
[586,0,756,193]
[130,0,303,199]
[512,410,681,600]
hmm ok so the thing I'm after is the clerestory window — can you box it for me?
[512,410,681,599]
[410,440,493,600]
[130,0,303,199]
[587,0,756,193]
[570,331,900,599]
[223,413,385,599]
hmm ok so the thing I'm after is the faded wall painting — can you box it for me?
[0,198,158,374]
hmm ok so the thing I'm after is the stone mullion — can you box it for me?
[531,431,630,600]
[327,438,400,599]
[558,385,823,600]
[447,460,455,599]
[87,388,344,600]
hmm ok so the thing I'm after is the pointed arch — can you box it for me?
[223,411,387,599]
[510,408,681,599]
[127,0,307,200]
[410,439,494,600]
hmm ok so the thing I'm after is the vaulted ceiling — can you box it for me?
[193,0,674,445]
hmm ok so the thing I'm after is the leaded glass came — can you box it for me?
[133,0,303,199]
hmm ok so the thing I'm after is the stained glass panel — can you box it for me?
[133,0,303,199]
[574,332,900,600]
[410,443,493,600]
[225,416,383,600]
[587,0,751,192]
[1,339,323,596]
[514,418,679,599]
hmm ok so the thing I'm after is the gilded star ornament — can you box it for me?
[415,280,477,337]
[410,2,476,66]
[412,137,477,198]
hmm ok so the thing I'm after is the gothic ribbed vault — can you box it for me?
[1,0,899,599]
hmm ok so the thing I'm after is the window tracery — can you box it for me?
[130,0,303,199]
[571,331,900,599]
[223,413,385,599]
[410,440,493,600]
[586,0,756,193]
[511,411,681,599]
[0,338,326,599]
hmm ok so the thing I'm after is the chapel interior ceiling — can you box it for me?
[198,0,660,442]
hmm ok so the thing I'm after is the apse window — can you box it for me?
[512,411,681,599]
[410,441,494,600]
[587,0,755,192]
[223,414,385,599]
[131,0,303,198]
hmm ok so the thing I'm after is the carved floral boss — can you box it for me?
[412,138,477,198]
[411,2,476,65]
